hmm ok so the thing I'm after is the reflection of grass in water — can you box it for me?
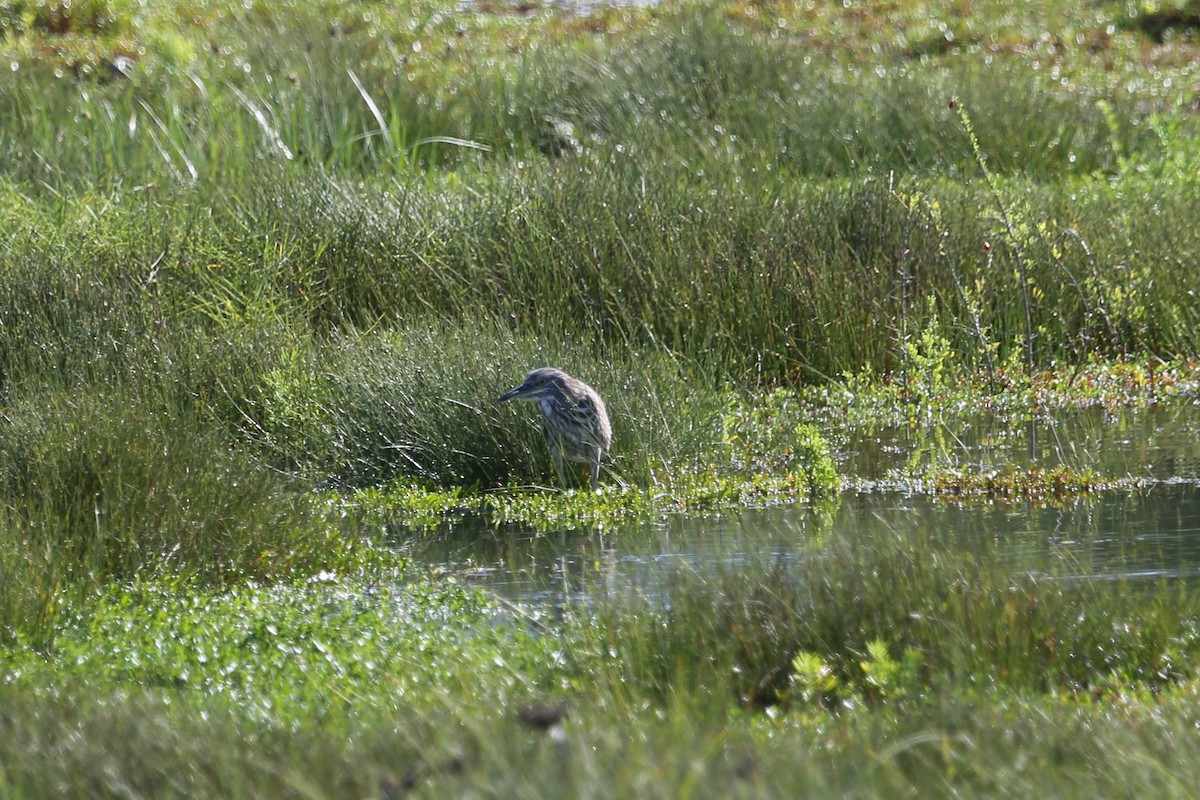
[815,360,1200,490]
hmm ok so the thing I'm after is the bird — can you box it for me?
[498,367,612,489]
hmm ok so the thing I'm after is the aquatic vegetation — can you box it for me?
[351,460,840,532]
[927,465,1133,498]
[346,387,840,530]
[815,359,1200,431]
[4,573,562,728]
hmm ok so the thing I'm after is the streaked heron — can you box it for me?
[498,367,612,489]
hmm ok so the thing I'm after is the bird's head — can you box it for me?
[497,367,569,403]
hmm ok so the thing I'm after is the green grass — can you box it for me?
[5,688,1200,797]
[0,385,378,648]
[251,324,731,489]
[3,521,1200,797]
[2,1,1199,386]
[1,0,1200,794]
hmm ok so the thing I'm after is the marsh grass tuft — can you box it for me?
[250,324,729,490]
[0,388,349,645]
[595,523,1200,708]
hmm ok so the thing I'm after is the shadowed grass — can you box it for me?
[251,323,727,489]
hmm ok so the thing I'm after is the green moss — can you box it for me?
[350,465,839,533]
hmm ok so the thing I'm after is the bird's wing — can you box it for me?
[567,397,603,435]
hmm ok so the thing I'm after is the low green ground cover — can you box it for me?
[4,515,1200,797]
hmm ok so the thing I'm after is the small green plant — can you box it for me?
[899,299,956,412]
[786,640,925,708]
[859,639,925,703]
[722,390,838,493]
[787,650,841,706]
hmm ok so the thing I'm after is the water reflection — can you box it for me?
[403,401,1200,604]
[411,506,828,606]
[412,484,1200,605]
[838,402,1200,483]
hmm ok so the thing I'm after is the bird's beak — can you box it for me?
[497,384,527,403]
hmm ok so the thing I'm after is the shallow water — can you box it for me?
[837,401,1200,485]
[409,401,1200,605]
[414,485,1200,603]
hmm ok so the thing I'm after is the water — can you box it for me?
[837,401,1200,485]
[408,401,1200,604]
[414,486,1200,602]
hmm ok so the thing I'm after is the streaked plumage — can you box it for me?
[498,367,612,489]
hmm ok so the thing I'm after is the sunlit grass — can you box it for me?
[0,0,1199,794]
